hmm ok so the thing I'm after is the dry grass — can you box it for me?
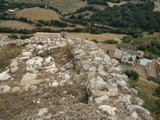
[0,20,35,29]
[9,0,87,14]
[137,78,159,98]
[68,32,126,43]
[15,7,60,21]
[108,2,127,7]
[0,45,22,72]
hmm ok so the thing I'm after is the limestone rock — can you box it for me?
[99,105,117,116]
[0,69,11,81]
[38,108,49,116]
[0,85,11,94]
[11,86,20,93]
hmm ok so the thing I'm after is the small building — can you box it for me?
[114,49,123,60]
[138,50,144,58]
[139,58,152,66]
[145,61,157,80]
[97,44,117,58]
[121,50,139,66]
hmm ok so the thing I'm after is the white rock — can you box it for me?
[131,111,138,120]
[21,51,32,57]
[52,81,59,87]
[10,60,18,67]
[0,70,11,81]
[99,105,117,116]
[44,56,53,65]
[37,45,43,51]
[0,85,11,94]
[64,74,71,80]
[94,96,109,104]
[38,108,48,116]
[11,66,18,73]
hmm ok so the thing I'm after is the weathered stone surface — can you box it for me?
[0,85,11,94]
[99,105,117,116]
[0,69,11,81]
[11,86,20,93]
[38,108,48,116]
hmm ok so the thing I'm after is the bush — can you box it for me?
[121,36,132,43]
[8,34,19,39]
[124,70,139,81]
[155,87,160,97]
[20,35,33,39]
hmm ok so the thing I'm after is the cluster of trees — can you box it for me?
[135,40,160,58]
[38,20,68,27]
[70,1,160,33]
[0,27,84,34]
[87,0,108,5]
[91,1,160,31]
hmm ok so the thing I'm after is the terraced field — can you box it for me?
[8,0,87,14]
[69,32,126,42]
[15,7,60,21]
[0,20,35,29]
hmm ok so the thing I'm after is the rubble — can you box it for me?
[0,33,152,120]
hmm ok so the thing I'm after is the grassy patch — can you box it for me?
[15,7,60,21]
[68,32,126,42]
[0,20,35,29]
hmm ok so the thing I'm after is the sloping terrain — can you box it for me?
[15,7,60,21]
[0,33,152,120]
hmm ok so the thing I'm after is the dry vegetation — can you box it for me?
[0,20,35,29]
[108,2,127,7]
[0,44,22,72]
[69,32,126,42]
[8,0,87,14]
[15,7,60,21]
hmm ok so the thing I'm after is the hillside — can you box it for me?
[0,33,153,120]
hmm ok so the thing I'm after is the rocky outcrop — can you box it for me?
[0,34,152,120]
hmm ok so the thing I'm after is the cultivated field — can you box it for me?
[8,0,87,14]
[0,20,35,29]
[68,32,126,42]
[15,7,60,21]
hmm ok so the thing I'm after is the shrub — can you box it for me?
[121,36,132,43]
[102,39,118,44]
[155,87,160,97]
[124,70,139,81]
[20,35,33,39]
[8,34,19,39]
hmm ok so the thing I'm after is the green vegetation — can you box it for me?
[102,39,118,44]
[155,87,160,97]
[38,20,68,27]
[121,36,132,43]
[87,0,108,5]
[124,70,139,81]
[8,34,18,39]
